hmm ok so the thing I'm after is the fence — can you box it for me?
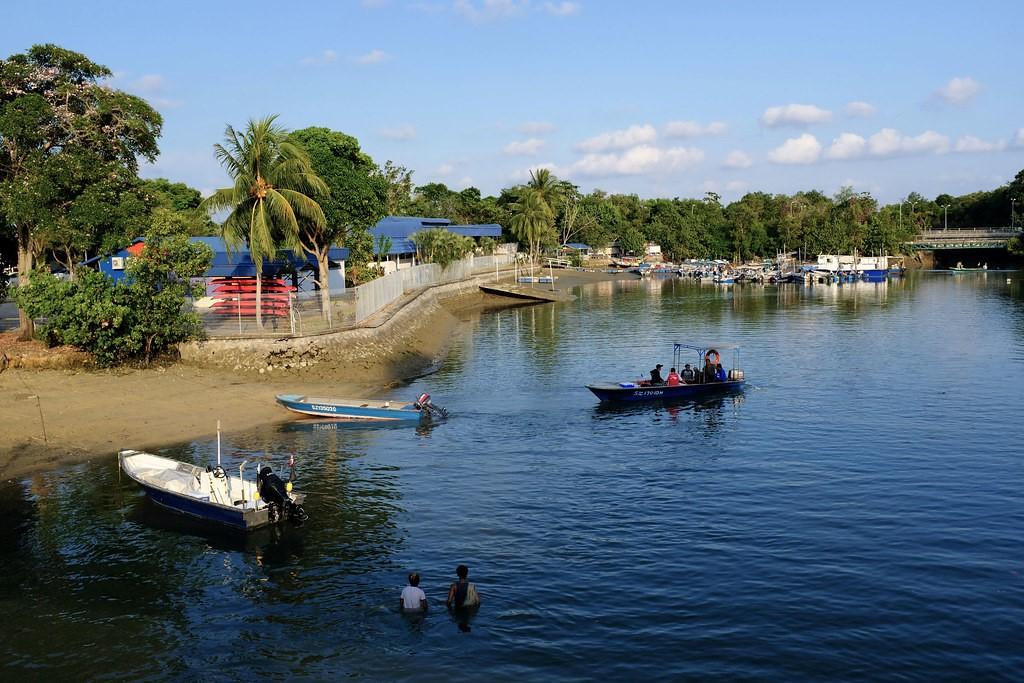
[196,247,517,338]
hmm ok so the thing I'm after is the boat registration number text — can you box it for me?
[310,405,338,412]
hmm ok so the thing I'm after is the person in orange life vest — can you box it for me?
[666,367,680,386]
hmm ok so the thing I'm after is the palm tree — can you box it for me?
[202,116,327,328]
[527,168,561,214]
[510,188,554,264]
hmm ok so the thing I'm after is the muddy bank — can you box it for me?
[0,269,625,480]
[0,289,487,480]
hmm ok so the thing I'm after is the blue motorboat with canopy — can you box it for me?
[585,343,745,402]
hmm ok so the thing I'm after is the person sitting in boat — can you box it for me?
[715,363,728,382]
[681,364,696,383]
[666,367,680,386]
[649,364,665,385]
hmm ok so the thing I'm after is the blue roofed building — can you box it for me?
[369,216,505,272]
[82,236,350,292]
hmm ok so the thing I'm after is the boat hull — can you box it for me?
[585,380,745,402]
[275,394,425,422]
[141,482,268,530]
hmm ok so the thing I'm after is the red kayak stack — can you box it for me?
[209,277,295,317]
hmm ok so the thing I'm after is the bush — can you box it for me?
[411,229,475,269]
[13,229,212,366]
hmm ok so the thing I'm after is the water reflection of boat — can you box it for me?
[126,496,306,555]
[586,343,746,402]
[278,417,440,435]
[592,390,742,417]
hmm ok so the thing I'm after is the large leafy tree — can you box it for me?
[287,126,386,318]
[376,160,414,216]
[139,177,215,235]
[201,115,327,328]
[0,44,162,338]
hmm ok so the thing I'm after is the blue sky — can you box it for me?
[4,0,1023,206]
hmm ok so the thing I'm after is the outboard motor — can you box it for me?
[414,392,449,420]
[257,466,307,525]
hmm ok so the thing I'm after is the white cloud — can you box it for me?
[1017,128,1024,146]
[768,133,822,164]
[725,180,748,193]
[354,49,391,65]
[954,135,1007,153]
[503,138,545,156]
[664,120,728,138]
[134,74,166,93]
[936,77,981,105]
[436,163,455,175]
[544,1,580,15]
[576,124,657,153]
[845,101,876,118]
[722,150,753,169]
[519,121,555,135]
[454,0,529,21]
[111,73,182,108]
[825,133,867,160]
[760,104,832,127]
[570,144,703,177]
[300,49,338,66]
[379,124,417,140]
[868,128,949,156]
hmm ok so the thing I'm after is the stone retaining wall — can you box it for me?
[178,276,489,381]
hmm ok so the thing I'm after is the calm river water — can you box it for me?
[3,272,1024,681]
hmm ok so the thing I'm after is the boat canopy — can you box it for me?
[673,342,740,352]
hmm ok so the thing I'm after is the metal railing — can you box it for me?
[195,248,517,338]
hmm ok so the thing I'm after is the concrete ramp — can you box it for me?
[479,284,576,302]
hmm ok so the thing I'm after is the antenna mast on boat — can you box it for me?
[217,420,222,466]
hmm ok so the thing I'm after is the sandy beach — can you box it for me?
[0,267,633,480]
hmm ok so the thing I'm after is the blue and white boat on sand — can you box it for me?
[275,392,448,422]
[586,343,746,402]
[119,447,307,531]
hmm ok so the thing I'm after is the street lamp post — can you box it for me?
[942,204,949,230]
[1013,198,1017,229]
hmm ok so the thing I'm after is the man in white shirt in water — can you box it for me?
[401,572,428,611]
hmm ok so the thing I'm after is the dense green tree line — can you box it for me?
[4,42,1023,364]
[383,169,1024,263]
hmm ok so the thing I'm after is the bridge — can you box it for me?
[906,227,1023,250]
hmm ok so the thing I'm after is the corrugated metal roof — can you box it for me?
[449,224,503,237]
[370,216,504,254]
[81,236,348,278]
[564,242,591,250]
[371,216,451,238]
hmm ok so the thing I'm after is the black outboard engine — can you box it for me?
[414,392,449,420]
[257,466,307,525]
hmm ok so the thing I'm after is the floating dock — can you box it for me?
[479,284,576,302]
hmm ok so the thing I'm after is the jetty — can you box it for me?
[479,284,576,302]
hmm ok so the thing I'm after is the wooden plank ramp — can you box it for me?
[479,284,576,302]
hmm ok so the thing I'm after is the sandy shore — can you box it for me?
[0,267,633,480]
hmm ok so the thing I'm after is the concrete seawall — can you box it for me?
[178,276,495,383]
